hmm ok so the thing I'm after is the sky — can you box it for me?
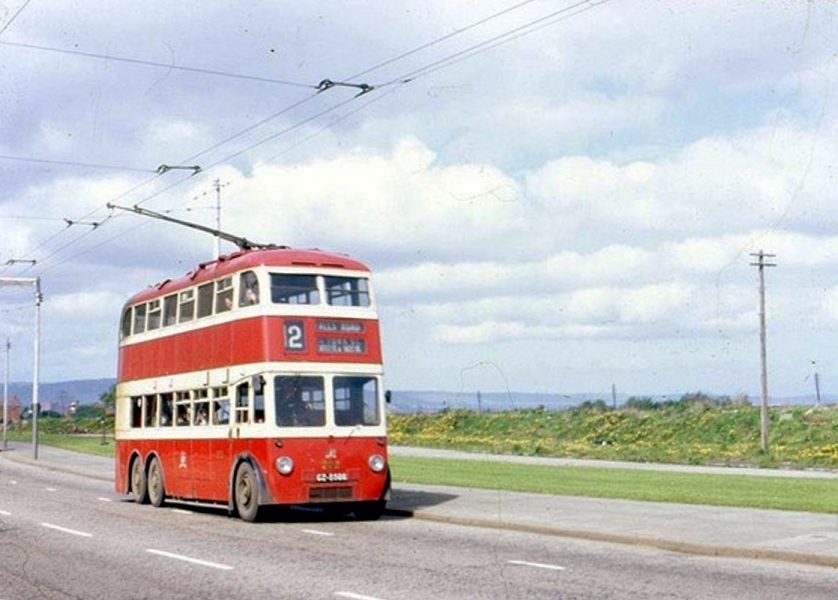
[1,0,837,400]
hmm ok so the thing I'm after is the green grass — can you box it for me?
[4,430,115,458]
[390,455,838,514]
[8,400,838,514]
[389,401,838,469]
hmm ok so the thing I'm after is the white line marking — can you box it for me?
[10,481,17,485]
[302,529,335,536]
[97,497,112,502]
[41,523,93,538]
[0,510,11,516]
[45,488,56,492]
[170,508,193,515]
[508,560,566,571]
[335,593,387,600]
[146,549,233,571]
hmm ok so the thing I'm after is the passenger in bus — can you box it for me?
[239,272,260,306]
[214,401,230,424]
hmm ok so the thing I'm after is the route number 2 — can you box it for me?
[284,321,305,351]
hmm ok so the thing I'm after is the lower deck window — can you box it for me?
[274,376,326,427]
[334,376,380,426]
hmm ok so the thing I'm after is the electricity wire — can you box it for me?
[0,40,313,88]
[9,0,615,276]
[0,0,34,37]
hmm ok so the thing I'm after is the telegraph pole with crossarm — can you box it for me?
[750,251,776,452]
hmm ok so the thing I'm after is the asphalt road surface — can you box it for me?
[1,459,837,600]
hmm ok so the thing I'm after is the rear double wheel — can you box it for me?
[234,462,260,522]
[130,457,148,505]
[147,457,166,508]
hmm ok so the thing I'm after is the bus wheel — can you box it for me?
[148,457,166,508]
[353,500,385,521]
[234,462,260,522]
[130,457,148,505]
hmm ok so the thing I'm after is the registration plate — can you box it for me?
[315,472,349,483]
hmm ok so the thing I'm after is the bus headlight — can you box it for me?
[368,454,386,473]
[275,456,294,476]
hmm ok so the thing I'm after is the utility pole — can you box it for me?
[3,339,9,450]
[750,251,776,452]
[0,276,41,459]
[814,371,822,407]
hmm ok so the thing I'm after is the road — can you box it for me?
[1,458,837,599]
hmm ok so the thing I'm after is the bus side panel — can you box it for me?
[114,441,130,494]
[157,439,192,499]
[191,438,214,500]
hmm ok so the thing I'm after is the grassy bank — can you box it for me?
[388,456,838,514]
[388,399,838,470]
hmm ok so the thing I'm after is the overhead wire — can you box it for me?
[10,0,615,277]
[0,0,34,37]
[0,40,314,89]
[345,0,541,81]
[380,0,614,87]
[0,154,156,173]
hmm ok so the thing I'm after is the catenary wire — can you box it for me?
[0,40,313,88]
[380,0,614,87]
[0,0,35,37]
[13,0,615,276]
[345,0,541,81]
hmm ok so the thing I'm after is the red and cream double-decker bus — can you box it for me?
[114,246,390,521]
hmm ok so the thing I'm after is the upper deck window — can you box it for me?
[324,276,370,307]
[270,274,320,305]
[133,303,147,334]
[197,283,214,319]
[163,294,177,326]
[147,300,162,331]
[216,277,233,313]
[120,308,132,338]
[239,271,260,307]
[178,290,195,323]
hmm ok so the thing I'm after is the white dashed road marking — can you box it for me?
[302,529,335,536]
[41,523,93,538]
[146,549,233,571]
[334,593,388,600]
[508,559,566,571]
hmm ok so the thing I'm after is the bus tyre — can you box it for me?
[234,462,260,522]
[130,457,148,505]
[148,457,166,508]
[353,500,385,521]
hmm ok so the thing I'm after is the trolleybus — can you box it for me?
[114,245,390,521]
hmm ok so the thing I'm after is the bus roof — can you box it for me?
[127,248,371,305]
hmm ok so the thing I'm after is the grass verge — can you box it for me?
[389,455,838,514]
[5,431,115,458]
[8,430,838,514]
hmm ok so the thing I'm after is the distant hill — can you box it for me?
[5,378,114,409]
[388,390,618,413]
[4,379,834,412]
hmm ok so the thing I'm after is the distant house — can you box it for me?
[1,396,22,423]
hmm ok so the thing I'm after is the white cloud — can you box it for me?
[3,1,838,397]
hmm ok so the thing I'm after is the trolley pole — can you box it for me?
[214,178,222,259]
[749,251,775,452]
